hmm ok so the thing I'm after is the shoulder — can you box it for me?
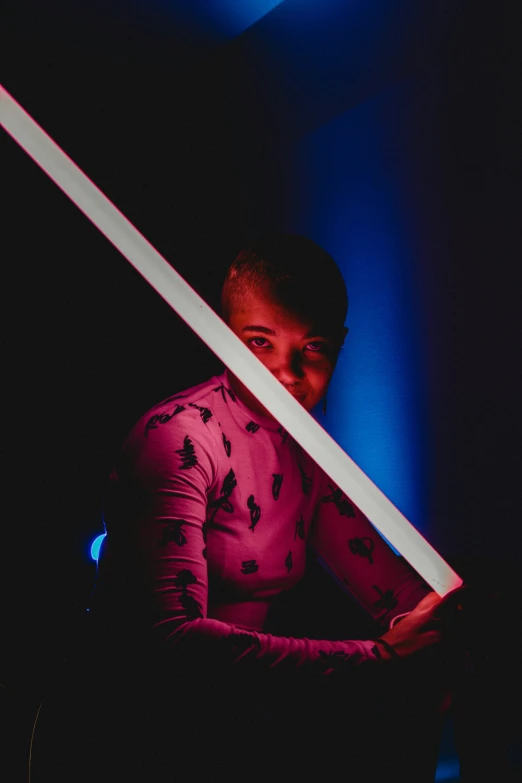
[133,373,228,438]
[120,374,230,482]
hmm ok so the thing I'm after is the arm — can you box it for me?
[309,474,433,634]
[97,406,385,679]
[308,475,467,698]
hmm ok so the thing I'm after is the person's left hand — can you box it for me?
[380,585,474,714]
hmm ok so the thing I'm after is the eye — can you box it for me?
[305,341,326,353]
[249,337,270,348]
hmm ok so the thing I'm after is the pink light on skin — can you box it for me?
[0,84,463,596]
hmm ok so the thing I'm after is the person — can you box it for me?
[81,233,465,782]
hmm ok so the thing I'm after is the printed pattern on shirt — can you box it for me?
[295,514,305,540]
[348,536,375,565]
[320,483,355,517]
[144,404,185,437]
[241,559,259,574]
[298,462,312,495]
[208,469,237,522]
[225,631,262,655]
[157,520,187,548]
[213,383,236,404]
[272,473,283,500]
[222,433,231,457]
[174,569,203,620]
[189,402,213,424]
[176,435,198,469]
[157,393,188,406]
[372,585,399,621]
[316,650,353,674]
[277,426,289,443]
[247,495,261,531]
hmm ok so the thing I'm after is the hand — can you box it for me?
[374,588,470,715]
[375,587,469,661]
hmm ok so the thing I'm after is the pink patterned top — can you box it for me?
[94,370,431,676]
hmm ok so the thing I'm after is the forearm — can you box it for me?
[158,614,381,679]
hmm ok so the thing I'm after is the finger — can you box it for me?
[437,585,471,613]
[415,591,443,611]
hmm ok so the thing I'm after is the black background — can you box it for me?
[1,0,521,696]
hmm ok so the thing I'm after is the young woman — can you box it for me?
[88,233,463,781]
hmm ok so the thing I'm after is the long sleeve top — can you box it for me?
[93,370,431,679]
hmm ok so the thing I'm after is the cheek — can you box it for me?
[307,361,335,390]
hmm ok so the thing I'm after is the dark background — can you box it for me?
[1,0,521,753]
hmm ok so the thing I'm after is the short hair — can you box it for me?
[220,233,348,335]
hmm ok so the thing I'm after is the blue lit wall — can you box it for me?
[282,81,434,535]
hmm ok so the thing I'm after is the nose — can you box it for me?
[273,348,304,385]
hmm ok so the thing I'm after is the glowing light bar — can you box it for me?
[0,84,462,595]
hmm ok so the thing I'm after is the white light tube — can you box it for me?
[0,85,463,595]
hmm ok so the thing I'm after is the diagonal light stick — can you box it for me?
[0,84,462,595]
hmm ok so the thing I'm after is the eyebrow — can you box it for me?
[242,325,325,339]
[242,325,276,335]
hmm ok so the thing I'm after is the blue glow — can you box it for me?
[90,533,107,562]
[161,0,284,39]
[205,0,284,31]
[287,83,427,533]
[434,759,460,782]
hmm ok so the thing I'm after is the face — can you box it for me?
[226,289,347,419]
